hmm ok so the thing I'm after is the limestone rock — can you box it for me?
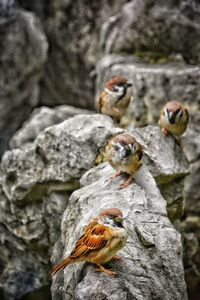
[101,0,200,64]
[0,6,48,156]
[38,0,126,109]
[51,162,187,300]
[9,105,93,149]
[0,114,121,299]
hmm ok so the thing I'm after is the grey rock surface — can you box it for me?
[0,6,48,156]
[51,162,187,300]
[129,125,189,223]
[0,114,121,299]
[0,115,189,299]
[38,0,126,108]
[9,105,93,149]
[101,0,200,64]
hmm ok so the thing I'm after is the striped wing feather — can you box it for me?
[70,219,108,258]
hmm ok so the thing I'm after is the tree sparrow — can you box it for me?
[104,133,143,189]
[51,208,128,277]
[159,100,189,146]
[98,76,133,123]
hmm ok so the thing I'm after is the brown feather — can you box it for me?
[51,219,108,275]
[106,76,128,90]
[98,92,106,112]
[51,257,73,275]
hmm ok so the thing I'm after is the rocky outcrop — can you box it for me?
[9,105,93,149]
[51,122,189,300]
[0,115,121,300]
[51,163,187,300]
[101,0,200,64]
[95,47,200,298]
[0,114,189,299]
[0,4,48,156]
[0,0,199,298]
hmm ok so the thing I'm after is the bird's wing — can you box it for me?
[70,218,108,258]
[184,107,190,123]
[98,92,106,112]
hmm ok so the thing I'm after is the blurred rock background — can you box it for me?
[0,0,199,299]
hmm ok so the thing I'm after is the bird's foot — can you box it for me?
[111,255,121,262]
[110,170,122,180]
[162,128,168,136]
[174,137,183,150]
[96,265,117,276]
[119,176,134,189]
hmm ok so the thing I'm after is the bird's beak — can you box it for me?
[115,217,124,224]
[167,111,176,124]
[126,81,133,88]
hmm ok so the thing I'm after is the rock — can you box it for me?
[0,7,48,156]
[9,105,93,149]
[51,162,187,300]
[101,0,200,64]
[129,125,189,222]
[96,55,200,127]
[0,116,189,299]
[180,124,200,294]
[38,0,126,109]
[0,114,121,299]
[96,46,200,299]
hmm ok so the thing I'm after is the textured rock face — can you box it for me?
[0,114,189,299]
[0,115,121,299]
[0,5,48,156]
[51,164,187,300]
[95,52,200,294]
[0,0,199,298]
[101,0,200,64]
[9,105,93,149]
[38,0,126,108]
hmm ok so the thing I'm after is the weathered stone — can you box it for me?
[39,0,126,109]
[0,116,189,299]
[51,162,187,300]
[101,0,200,64]
[9,105,93,149]
[1,115,121,202]
[0,7,48,156]
[0,115,121,299]
[96,55,200,127]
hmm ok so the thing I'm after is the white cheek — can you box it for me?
[126,86,133,97]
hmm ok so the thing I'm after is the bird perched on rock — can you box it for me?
[159,100,189,146]
[104,133,143,189]
[98,76,133,123]
[51,208,128,276]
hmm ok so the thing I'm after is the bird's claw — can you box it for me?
[96,266,117,276]
[111,255,121,261]
[119,176,134,189]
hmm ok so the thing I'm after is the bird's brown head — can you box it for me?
[162,100,189,125]
[99,208,124,227]
[108,133,142,162]
[105,76,132,99]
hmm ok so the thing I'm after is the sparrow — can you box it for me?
[98,76,133,123]
[51,208,128,277]
[104,133,143,189]
[159,100,189,146]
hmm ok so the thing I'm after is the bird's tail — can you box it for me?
[51,256,74,275]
